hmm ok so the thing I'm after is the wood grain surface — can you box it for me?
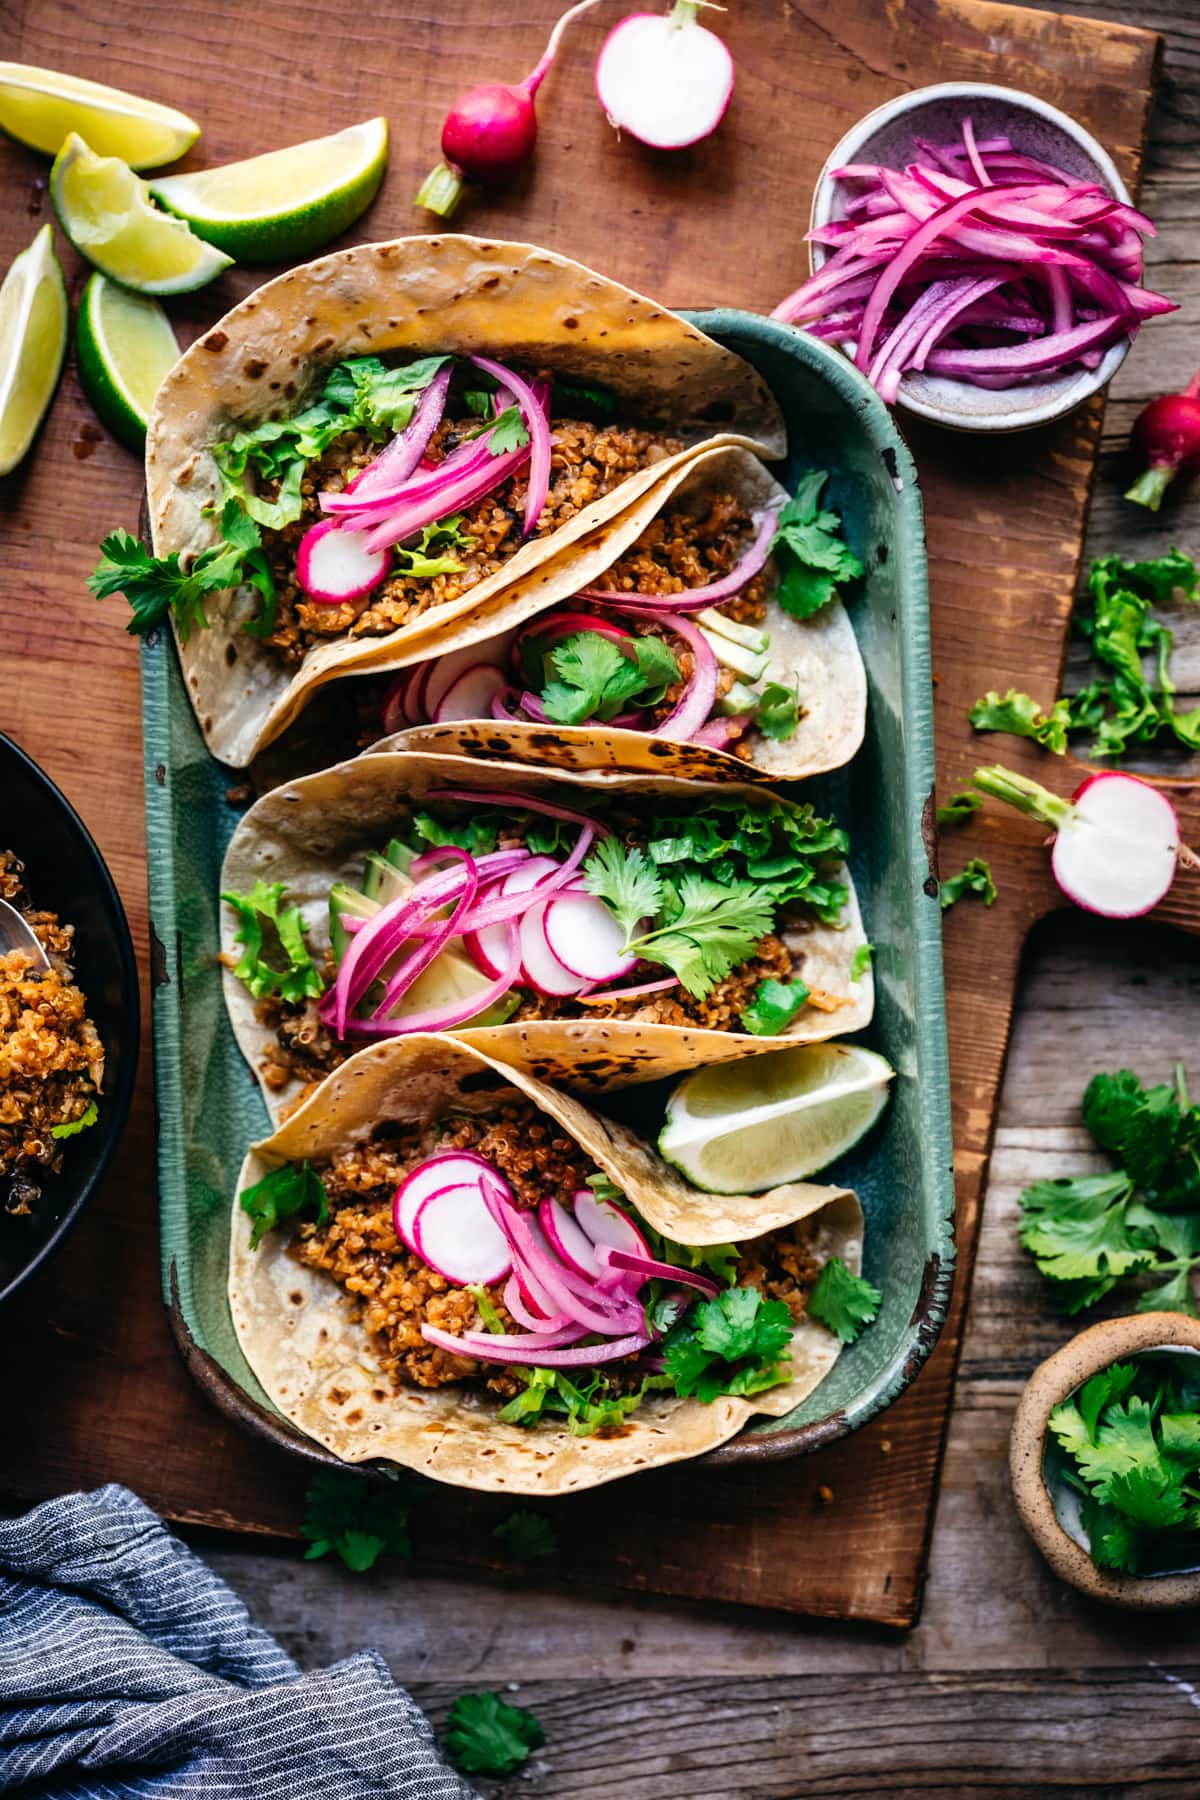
[0,0,1186,1640]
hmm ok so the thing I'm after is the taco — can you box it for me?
[368,445,867,781]
[219,752,872,1118]
[228,1034,864,1493]
[93,236,784,767]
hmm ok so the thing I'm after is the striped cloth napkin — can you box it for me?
[0,1484,476,1798]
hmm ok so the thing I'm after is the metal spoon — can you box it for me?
[0,898,50,973]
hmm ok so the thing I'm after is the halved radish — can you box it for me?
[520,902,589,995]
[393,1152,512,1250]
[543,891,638,981]
[573,1189,650,1260]
[412,1183,512,1285]
[539,1195,603,1280]
[435,663,509,723]
[296,518,390,604]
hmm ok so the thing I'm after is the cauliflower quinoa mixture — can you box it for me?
[260,415,684,667]
[290,1101,825,1404]
[0,853,103,1214]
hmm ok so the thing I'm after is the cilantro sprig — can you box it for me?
[661,1285,794,1402]
[529,629,681,726]
[806,1257,882,1343]
[969,548,1200,760]
[444,1691,544,1776]
[1019,1065,1200,1315]
[1048,1355,1200,1574]
[89,498,276,642]
[770,469,864,619]
[300,1470,414,1573]
[222,879,324,1005]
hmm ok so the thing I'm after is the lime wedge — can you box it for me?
[76,272,179,452]
[51,133,232,295]
[658,1043,895,1193]
[149,117,389,262]
[0,223,68,477]
[0,62,198,169]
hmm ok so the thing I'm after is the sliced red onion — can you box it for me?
[518,691,551,723]
[924,311,1126,377]
[490,685,525,722]
[454,830,595,934]
[576,974,681,1004]
[690,716,751,751]
[322,433,500,521]
[420,1321,648,1367]
[503,1272,572,1334]
[580,508,778,613]
[341,919,522,1038]
[469,353,552,537]
[369,859,480,1019]
[647,612,718,744]
[337,364,452,504]
[516,611,633,651]
[597,1244,720,1298]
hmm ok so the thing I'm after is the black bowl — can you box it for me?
[0,733,139,1305]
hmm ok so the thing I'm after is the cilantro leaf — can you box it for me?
[1077,1363,1139,1442]
[240,1161,329,1249]
[806,1256,882,1343]
[770,470,863,619]
[1160,1413,1200,1464]
[51,1099,99,1140]
[222,879,324,1005]
[661,1285,794,1403]
[936,790,983,827]
[583,837,664,940]
[493,1510,558,1561]
[755,680,801,741]
[444,1691,544,1776]
[1082,1068,1200,1202]
[538,630,680,726]
[851,943,873,982]
[300,1470,413,1572]
[1107,1460,1189,1529]
[968,688,1070,754]
[627,871,775,998]
[940,858,997,909]
[1080,1495,1144,1573]
[485,404,530,455]
[1017,1171,1147,1296]
[740,977,810,1036]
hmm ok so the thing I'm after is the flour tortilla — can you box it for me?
[146,235,785,767]
[220,751,874,1120]
[228,1034,863,1494]
[374,445,867,781]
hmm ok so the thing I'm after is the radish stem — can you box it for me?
[972,765,1072,829]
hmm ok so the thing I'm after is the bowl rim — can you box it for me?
[808,80,1134,434]
[0,731,141,1307]
[1009,1311,1200,1608]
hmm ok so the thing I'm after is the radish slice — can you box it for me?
[573,1189,650,1260]
[435,663,509,723]
[501,856,561,895]
[542,891,638,981]
[595,4,735,150]
[423,642,502,719]
[394,1153,512,1250]
[539,1196,603,1280]
[412,1182,512,1285]
[520,902,589,995]
[1055,773,1181,917]
[973,764,1186,920]
[464,919,515,978]
[296,518,389,604]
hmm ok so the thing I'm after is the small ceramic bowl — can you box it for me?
[0,734,139,1307]
[809,82,1134,433]
[1010,1312,1200,1608]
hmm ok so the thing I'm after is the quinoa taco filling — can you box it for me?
[221,787,859,1110]
[376,467,863,760]
[240,1098,849,1435]
[0,853,103,1214]
[90,355,684,667]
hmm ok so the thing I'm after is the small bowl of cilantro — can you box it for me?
[1011,1312,1200,1607]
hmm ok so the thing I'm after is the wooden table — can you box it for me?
[4,0,1200,1790]
[199,1,1200,1790]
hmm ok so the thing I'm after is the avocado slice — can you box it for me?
[329,882,380,965]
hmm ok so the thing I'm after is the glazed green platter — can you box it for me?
[142,310,954,1472]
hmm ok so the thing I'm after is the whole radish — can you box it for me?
[972,764,1192,919]
[595,0,735,149]
[415,0,603,219]
[1125,371,1200,512]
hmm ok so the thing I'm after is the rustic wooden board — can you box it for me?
[0,0,1172,1627]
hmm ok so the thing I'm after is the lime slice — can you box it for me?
[0,62,198,170]
[51,133,232,295]
[0,223,68,477]
[658,1043,895,1193]
[76,272,179,452]
[149,117,389,262]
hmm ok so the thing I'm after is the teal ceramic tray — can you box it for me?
[143,311,954,1472]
